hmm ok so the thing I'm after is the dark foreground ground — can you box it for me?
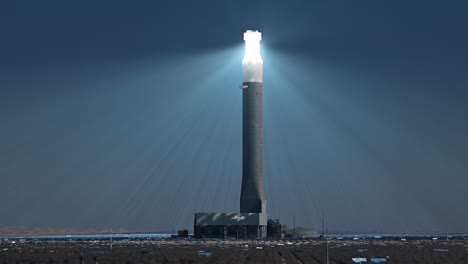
[1,238,467,264]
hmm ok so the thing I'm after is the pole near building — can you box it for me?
[240,30,266,215]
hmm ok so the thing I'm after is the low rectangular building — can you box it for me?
[194,212,267,239]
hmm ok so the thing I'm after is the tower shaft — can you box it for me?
[240,81,265,213]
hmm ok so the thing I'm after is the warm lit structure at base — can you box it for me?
[194,30,267,239]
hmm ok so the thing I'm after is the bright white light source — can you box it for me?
[243,30,262,64]
[242,30,263,82]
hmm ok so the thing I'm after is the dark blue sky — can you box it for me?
[1,0,467,233]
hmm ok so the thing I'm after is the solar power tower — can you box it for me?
[240,30,267,216]
[194,30,267,239]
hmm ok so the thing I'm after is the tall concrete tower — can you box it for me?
[193,31,267,238]
[240,30,266,215]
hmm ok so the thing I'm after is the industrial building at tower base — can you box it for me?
[194,213,267,239]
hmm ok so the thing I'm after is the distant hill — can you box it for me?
[0,226,135,238]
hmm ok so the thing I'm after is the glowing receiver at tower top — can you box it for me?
[242,30,263,83]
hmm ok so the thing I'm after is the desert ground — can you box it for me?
[1,237,467,264]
